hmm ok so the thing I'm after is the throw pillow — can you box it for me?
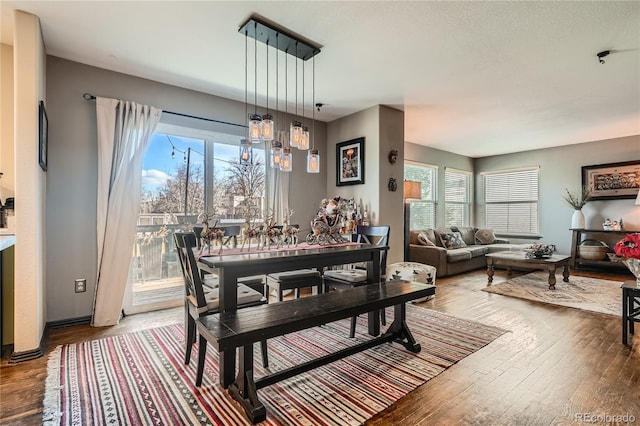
[475,228,497,245]
[417,231,436,246]
[438,231,467,249]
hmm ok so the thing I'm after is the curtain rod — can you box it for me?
[82,93,246,128]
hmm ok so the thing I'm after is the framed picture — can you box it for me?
[39,101,48,171]
[582,160,640,200]
[336,137,365,186]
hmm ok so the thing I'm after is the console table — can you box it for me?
[569,229,636,270]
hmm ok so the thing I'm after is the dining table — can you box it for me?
[197,242,386,387]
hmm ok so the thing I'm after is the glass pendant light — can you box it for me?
[240,138,252,164]
[299,126,310,150]
[307,148,320,173]
[262,113,274,141]
[289,48,302,148]
[280,146,292,172]
[249,114,262,141]
[270,140,282,168]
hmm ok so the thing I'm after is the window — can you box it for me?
[444,168,472,227]
[404,161,438,229]
[483,167,539,234]
[126,122,266,314]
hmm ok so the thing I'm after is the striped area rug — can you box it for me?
[43,305,506,425]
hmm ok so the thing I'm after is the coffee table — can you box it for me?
[486,252,571,290]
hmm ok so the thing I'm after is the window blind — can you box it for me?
[445,168,471,227]
[404,162,438,229]
[484,168,539,234]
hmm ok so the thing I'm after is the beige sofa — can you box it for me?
[408,226,529,277]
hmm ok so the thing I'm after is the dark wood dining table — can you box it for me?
[198,242,386,387]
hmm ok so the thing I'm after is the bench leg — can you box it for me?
[390,303,421,353]
[228,344,267,424]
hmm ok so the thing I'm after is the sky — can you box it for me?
[141,133,264,192]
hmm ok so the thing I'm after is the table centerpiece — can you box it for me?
[614,233,640,286]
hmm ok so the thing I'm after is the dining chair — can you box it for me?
[173,232,269,375]
[322,225,390,337]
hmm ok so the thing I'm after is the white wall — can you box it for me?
[13,10,47,354]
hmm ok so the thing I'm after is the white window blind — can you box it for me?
[404,162,438,229]
[483,167,539,234]
[445,168,472,227]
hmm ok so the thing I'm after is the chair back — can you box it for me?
[192,226,205,248]
[353,225,390,277]
[220,225,241,247]
[174,231,208,311]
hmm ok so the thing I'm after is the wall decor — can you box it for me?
[388,177,397,192]
[39,101,48,171]
[582,160,640,200]
[336,137,365,186]
[388,149,398,164]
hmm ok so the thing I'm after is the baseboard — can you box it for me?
[8,331,46,363]
[46,315,92,329]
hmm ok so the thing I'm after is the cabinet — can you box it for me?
[569,229,635,270]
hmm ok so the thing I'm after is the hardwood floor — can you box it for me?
[1,269,638,425]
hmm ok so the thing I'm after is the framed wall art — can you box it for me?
[39,100,48,171]
[581,160,640,200]
[336,137,365,186]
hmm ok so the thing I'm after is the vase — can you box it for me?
[622,258,640,286]
[571,209,585,229]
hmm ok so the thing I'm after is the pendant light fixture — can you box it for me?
[270,37,282,169]
[248,22,262,143]
[241,28,253,163]
[290,43,303,149]
[307,55,320,173]
[299,56,310,150]
[238,16,321,172]
[261,35,274,142]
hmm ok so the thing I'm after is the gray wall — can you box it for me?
[46,56,327,322]
[327,105,405,264]
[405,135,640,255]
[474,135,640,254]
[405,143,475,228]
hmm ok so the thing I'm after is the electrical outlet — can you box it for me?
[75,279,86,293]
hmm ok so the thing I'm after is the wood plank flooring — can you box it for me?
[1,269,638,425]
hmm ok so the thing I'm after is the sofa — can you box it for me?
[408,226,529,277]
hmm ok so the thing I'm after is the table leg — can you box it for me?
[562,263,570,282]
[547,267,557,290]
[487,260,494,284]
[622,288,629,345]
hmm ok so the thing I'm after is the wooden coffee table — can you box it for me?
[486,252,571,290]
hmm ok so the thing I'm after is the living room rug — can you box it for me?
[482,271,624,316]
[43,305,506,426]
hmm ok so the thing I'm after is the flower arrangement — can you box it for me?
[562,187,591,210]
[524,243,555,259]
[614,233,640,285]
[614,233,640,259]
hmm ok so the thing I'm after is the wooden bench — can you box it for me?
[196,279,435,424]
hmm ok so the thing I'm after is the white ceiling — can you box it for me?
[2,1,639,158]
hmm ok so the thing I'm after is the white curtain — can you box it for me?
[266,130,290,223]
[92,97,162,326]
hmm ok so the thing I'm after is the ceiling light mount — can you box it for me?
[239,16,321,60]
[597,50,610,64]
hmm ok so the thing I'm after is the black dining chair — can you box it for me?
[173,232,269,378]
[322,225,390,337]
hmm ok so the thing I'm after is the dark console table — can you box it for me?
[569,228,636,270]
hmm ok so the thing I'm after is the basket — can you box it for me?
[578,239,609,261]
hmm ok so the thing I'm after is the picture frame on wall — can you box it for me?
[336,137,365,186]
[581,160,640,200]
[39,101,48,171]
